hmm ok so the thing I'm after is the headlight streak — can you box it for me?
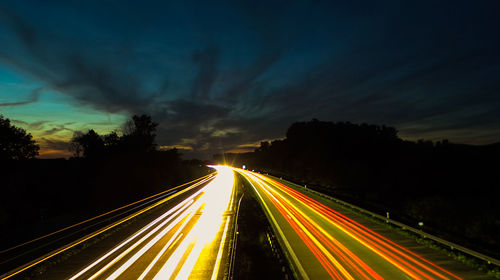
[236,168,463,280]
[100,205,196,280]
[0,174,215,256]
[1,175,215,280]
[68,166,235,280]
[136,229,184,280]
[69,187,201,280]
[210,169,236,280]
[153,166,235,280]
[210,214,231,280]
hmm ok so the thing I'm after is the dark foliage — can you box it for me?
[0,114,210,250]
[0,115,39,160]
[70,129,104,158]
[121,114,158,153]
[215,119,500,258]
[70,114,158,157]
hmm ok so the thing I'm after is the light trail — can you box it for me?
[153,165,235,280]
[0,173,215,255]
[244,173,311,280]
[0,174,215,280]
[235,168,464,280]
[4,165,469,280]
[67,165,235,280]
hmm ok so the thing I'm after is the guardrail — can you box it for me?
[271,175,500,267]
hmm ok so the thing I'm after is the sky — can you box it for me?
[0,0,499,159]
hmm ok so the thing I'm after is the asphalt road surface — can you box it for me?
[1,166,236,280]
[235,168,494,280]
[67,166,236,280]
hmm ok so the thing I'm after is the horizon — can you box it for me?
[10,117,498,161]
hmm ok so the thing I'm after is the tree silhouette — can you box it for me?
[255,141,270,152]
[0,115,39,160]
[70,129,104,158]
[71,115,158,157]
[121,114,158,153]
[216,119,500,257]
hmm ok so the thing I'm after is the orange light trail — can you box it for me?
[236,168,463,280]
[264,175,462,280]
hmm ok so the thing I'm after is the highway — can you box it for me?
[1,166,237,280]
[2,165,493,280]
[235,168,469,280]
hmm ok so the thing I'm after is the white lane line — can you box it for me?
[239,171,310,280]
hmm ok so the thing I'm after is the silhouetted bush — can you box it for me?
[0,115,39,160]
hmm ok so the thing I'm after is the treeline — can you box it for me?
[70,115,159,157]
[215,119,500,257]
[0,114,210,248]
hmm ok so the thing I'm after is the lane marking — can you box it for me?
[238,171,310,280]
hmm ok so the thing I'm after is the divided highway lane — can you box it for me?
[236,168,474,280]
[1,166,236,280]
[0,174,214,275]
[67,166,235,280]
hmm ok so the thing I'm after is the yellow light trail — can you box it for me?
[242,171,310,280]
[67,165,235,280]
[0,175,215,280]
[69,189,204,280]
[235,168,463,280]
[0,173,215,255]
[244,172,355,279]
[153,165,235,280]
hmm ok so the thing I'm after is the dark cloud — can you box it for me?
[39,137,70,150]
[0,3,154,114]
[51,54,154,113]
[11,119,48,131]
[37,137,73,158]
[0,3,37,49]
[41,125,73,136]
[251,43,500,135]
[221,47,283,102]
[0,87,41,107]
[1,1,499,159]
[10,118,73,136]
[153,99,232,152]
[0,1,291,158]
[190,46,219,100]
